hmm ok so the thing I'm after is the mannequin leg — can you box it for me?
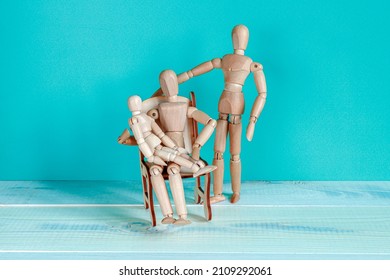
[229,114,242,203]
[167,163,191,225]
[149,165,175,224]
[212,113,229,203]
[157,147,216,177]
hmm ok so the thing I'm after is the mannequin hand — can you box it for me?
[147,156,167,166]
[246,118,256,141]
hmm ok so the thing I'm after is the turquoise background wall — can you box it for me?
[1,0,389,180]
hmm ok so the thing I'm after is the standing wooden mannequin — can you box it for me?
[155,25,267,204]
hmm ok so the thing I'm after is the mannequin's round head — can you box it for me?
[128,95,142,113]
[159,70,178,97]
[232,24,249,52]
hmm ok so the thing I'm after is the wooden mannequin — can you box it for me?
[145,69,217,225]
[153,25,267,204]
[118,94,216,225]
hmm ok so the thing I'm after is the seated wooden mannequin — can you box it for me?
[118,70,217,225]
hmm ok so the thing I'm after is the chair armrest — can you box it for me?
[121,136,137,146]
[118,129,137,146]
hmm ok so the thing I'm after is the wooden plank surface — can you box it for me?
[0,181,390,259]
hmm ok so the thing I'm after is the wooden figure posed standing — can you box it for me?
[154,25,267,204]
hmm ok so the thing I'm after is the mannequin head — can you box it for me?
[159,70,178,98]
[128,95,142,114]
[232,24,249,54]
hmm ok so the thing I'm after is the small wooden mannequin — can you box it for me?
[153,25,267,204]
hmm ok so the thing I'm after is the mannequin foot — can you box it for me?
[230,193,240,203]
[210,194,226,204]
[161,215,176,224]
[193,165,217,177]
[173,215,191,226]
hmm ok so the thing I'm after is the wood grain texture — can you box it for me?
[1,181,390,259]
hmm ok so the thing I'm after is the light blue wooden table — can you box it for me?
[0,181,389,260]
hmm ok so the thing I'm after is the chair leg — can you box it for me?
[142,175,149,209]
[194,177,201,204]
[203,173,212,221]
[147,176,157,227]
[194,174,212,221]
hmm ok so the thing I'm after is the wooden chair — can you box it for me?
[122,92,212,226]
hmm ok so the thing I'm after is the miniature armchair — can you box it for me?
[119,92,212,226]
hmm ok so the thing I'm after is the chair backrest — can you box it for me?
[141,94,197,154]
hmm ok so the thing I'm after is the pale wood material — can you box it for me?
[214,117,229,153]
[129,116,156,160]
[229,121,242,203]
[173,25,267,204]
[210,158,225,203]
[189,109,217,160]
[145,70,215,224]
[119,91,214,226]
[247,62,267,141]
[127,96,210,175]
[158,102,188,133]
[229,116,242,155]
[193,120,216,149]
[159,69,179,97]
[168,165,189,223]
[150,166,172,217]
[232,24,249,51]
[126,95,214,225]
[188,108,212,125]
[158,101,188,148]
[1,181,390,260]
[221,54,252,85]
[212,116,228,201]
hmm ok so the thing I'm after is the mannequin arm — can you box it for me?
[151,121,176,149]
[177,58,222,84]
[129,117,154,157]
[246,62,267,141]
[187,107,217,159]
[151,58,221,97]
[130,118,167,165]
